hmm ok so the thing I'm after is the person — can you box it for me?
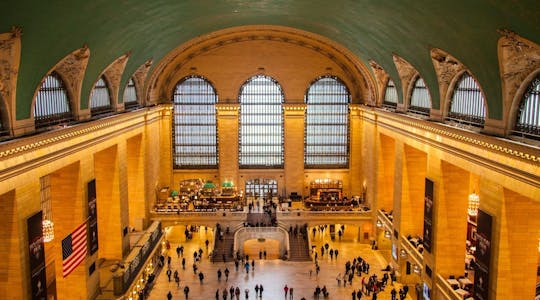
[251,260,255,272]
[182,257,186,269]
[391,288,397,300]
[357,290,362,299]
[217,269,222,281]
[166,269,172,282]
[176,245,181,257]
[244,288,249,299]
[206,239,210,248]
[284,285,289,298]
[259,284,264,297]
[254,285,259,296]
[224,267,230,281]
[289,287,294,299]
[198,271,204,283]
[216,289,220,300]
[336,272,341,286]
[334,249,339,259]
[183,286,190,299]
[167,291,173,300]
[352,290,357,300]
[235,287,240,300]
[175,275,180,287]
[167,256,171,267]
[222,288,228,300]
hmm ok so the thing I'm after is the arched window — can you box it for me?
[408,76,431,115]
[123,78,139,109]
[305,76,350,168]
[239,75,284,168]
[34,72,73,129]
[383,79,398,108]
[447,72,486,127]
[90,76,113,116]
[172,76,218,168]
[514,75,540,139]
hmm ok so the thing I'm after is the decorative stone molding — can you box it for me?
[53,45,90,114]
[497,29,540,132]
[369,60,389,106]
[102,53,131,109]
[148,25,376,106]
[132,59,153,105]
[392,54,418,110]
[216,103,239,117]
[0,26,22,132]
[283,103,306,117]
[430,48,466,115]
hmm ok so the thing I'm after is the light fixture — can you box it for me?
[376,220,383,228]
[468,192,480,216]
[384,231,391,238]
[399,248,408,258]
[413,264,421,274]
[42,219,54,242]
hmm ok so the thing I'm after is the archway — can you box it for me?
[243,239,280,260]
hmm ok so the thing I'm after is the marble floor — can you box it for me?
[145,225,415,300]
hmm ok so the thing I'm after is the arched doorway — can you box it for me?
[243,239,280,260]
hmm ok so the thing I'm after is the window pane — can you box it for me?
[239,75,284,168]
[90,76,113,116]
[305,76,350,168]
[34,73,72,129]
[409,76,431,115]
[123,78,139,109]
[447,72,486,127]
[515,76,540,139]
[172,76,218,168]
[384,79,398,107]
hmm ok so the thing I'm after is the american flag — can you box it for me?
[62,221,87,277]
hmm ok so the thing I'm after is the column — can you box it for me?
[127,134,147,231]
[283,104,306,197]
[216,104,239,184]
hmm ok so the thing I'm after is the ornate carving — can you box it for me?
[132,59,153,104]
[103,53,130,104]
[498,29,540,121]
[0,29,21,118]
[392,55,419,107]
[369,60,389,106]
[430,48,466,109]
[54,46,91,106]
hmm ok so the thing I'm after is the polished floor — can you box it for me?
[146,225,414,300]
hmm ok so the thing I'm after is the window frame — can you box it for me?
[383,78,398,108]
[123,77,139,110]
[407,75,431,116]
[90,76,114,117]
[172,75,219,169]
[513,75,540,140]
[33,72,73,129]
[446,71,487,128]
[304,75,351,169]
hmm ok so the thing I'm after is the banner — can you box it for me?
[27,211,47,300]
[474,209,493,300]
[422,178,434,253]
[88,179,99,255]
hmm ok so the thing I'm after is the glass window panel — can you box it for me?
[90,76,113,116]
[33,72,73,129]
[383,79,398,107]
[123,78,139,109]
[172,76,219,168]
[304,76,350,168]
[515,75,540,139]
[447,72,486,127]
[408,76,431,115]
[239,75,284,168]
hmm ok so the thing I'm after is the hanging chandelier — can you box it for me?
[42,219,55,242]
[467,192,480,216]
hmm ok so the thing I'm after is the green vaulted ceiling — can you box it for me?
[3,0,540,120]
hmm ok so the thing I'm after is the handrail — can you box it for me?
[400,235,423,268]
[434,274,466,300]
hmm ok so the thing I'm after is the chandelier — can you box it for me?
[467,192,480,216]
[42,219,55,242]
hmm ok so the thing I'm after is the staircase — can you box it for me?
[246,213,273,226]
[211,225,236,263]
[287,231,311,261]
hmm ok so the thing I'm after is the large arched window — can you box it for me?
[447,72,486,127]
[305,76,350,168]
[172,76,218,168]
[408,76,431,115]
[514,75,540,140]
[90,76,113,116]
[34,72,73,129]
[123,78,139,110]
[239,75,284,168]
[383,79,398,108]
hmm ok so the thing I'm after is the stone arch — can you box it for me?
[0,27,21,135]
[498,30,540,136]
[147,25,376,106]
[125,59,152,106]
[392,54,419,112]
[430,48,467,121]
[368,60,390,107]
[443,69,489,125]
[233,227,289,259]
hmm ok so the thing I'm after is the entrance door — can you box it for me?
[245,178,278,199]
